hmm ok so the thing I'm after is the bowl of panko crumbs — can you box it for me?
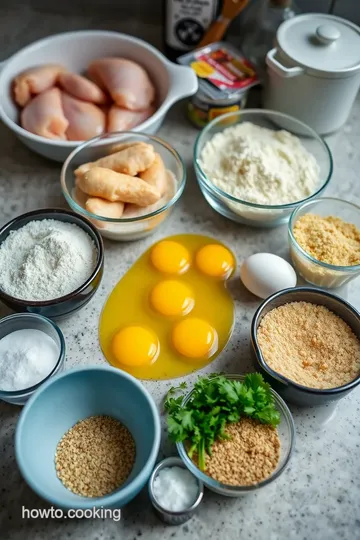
[288,198,360,288]
[166,374,295,497]
[251,287,360,406]
[15,366,161,509]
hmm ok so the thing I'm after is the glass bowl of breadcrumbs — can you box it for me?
[177,375,295,497]
[251,287,360,406]
[288,198,360,288]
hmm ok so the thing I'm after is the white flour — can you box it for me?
[199,122,320,205]
[0,219,96,301]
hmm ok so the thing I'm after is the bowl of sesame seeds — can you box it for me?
[251,287,360,406]
[15,366,161,509]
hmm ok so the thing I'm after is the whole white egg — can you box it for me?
[240,253,297,299]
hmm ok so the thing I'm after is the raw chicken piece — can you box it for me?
[88,58,155,111]
[61,92,105,141]
[21,88,68,140]
[75,143,155,177]
[58,72,108,104]
[108,105,154,131]
[13,64,66,107]
[139,153,167,196]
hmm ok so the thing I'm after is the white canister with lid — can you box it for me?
[263,13,360,134]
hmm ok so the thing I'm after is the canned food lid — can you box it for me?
[277,13,360,76]
[195,88,247,105]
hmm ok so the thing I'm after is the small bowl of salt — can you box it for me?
[0,313,65,405]
[148,456,203,525]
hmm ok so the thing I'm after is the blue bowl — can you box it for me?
[15,366,161,509]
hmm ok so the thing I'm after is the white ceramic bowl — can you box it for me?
[0,31,198,162]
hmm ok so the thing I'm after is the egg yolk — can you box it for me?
[111,326,159,367]
[150,241,190,275]
[172,318,218,359]
[195,244,234,279]
[150,280,194,317]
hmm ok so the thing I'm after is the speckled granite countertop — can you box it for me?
[0,8,359,540]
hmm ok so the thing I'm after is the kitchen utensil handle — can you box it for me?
[166,62,198,100]
[199,18,229,47]
[266,48,303,78]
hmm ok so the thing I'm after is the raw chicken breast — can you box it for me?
[21,87,68,139]
[88,58,155,111]
[108,105,154,131]
[61,92,105,141]
[58,72,107,104]
[13,64,66,107]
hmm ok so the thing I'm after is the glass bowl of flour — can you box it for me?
[194,110,333,227]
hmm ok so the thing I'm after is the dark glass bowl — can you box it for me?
[0,208,104,320]
[251,287,360,406]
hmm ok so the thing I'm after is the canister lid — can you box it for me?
[277,13,360,76]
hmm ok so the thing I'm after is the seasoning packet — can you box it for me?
[177,41,259,100]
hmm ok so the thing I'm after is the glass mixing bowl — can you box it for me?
[176,374,295,496]
[289,198,360,289]
[194,109,333,228]
[61,132,186,241]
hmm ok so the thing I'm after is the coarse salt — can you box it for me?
[153,466,199,512]
[0,329,59,391]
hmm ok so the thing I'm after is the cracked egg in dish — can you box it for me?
[99,234,235,379]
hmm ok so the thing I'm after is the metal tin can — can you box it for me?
[187,89,248,128]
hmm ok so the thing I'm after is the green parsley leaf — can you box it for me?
[164,373,281,471]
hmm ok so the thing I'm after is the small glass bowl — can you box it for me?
[289,198,360,289]
[0,313,65,405]
[61,132,186,241]
[176,374,295,497]
[194,109,333,228]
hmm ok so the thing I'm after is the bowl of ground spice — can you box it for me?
[252,287,360,406]
[289,198,360,288]
[15,366,161,509]
[165,373,295,496]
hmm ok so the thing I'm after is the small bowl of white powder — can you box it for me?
[0,208,104,319]
[194,109,332,228]
[148,457,203,525]
[0,313,65,405]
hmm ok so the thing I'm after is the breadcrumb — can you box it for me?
[192,417,280,486]
[257,302,360,389]
[293,213,360,266]
[55,415,135,497]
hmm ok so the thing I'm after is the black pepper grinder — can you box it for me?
[163,0,220,61]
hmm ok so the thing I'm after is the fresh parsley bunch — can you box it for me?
[164,373,280,471]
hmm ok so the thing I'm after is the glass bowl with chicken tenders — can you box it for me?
[60,132,186,240]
